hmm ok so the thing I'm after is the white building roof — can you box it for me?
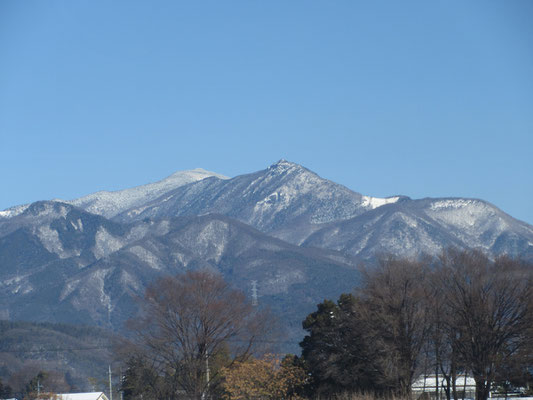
[56,393,109,400]
[412,375,476,390]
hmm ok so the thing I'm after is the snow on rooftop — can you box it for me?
[412,375,476,389]
[56,392,109,400]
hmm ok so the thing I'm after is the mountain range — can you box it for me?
[1,160,532,350]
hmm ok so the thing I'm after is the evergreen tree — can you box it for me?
[0,378,13,399]
[300,294,385,396]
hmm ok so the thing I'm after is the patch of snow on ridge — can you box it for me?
[427,199,497,229]
[128,246,162,270]
[361,196,400,209]
[12,282,33,295]
[88,268,113,324]
[60,279,81,301]
[0,204,30,218]
[35,225,80,258]
[1,275,27,286]
[93,227,125,259]
[76,218,83,231]
[120,270,141,291]
[37,225,63,256]
[425,199,511,249]
[68,168,229,218]
[430,199,478,211]
[1,202,68,220]
[195,220,230,262]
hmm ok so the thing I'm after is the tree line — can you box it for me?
[7,248,529,400]
[119,249,532,400]
[300,248,533,400]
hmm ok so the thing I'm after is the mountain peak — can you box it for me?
[68,168,228,219]
[166,168,229,181]
[268,159,304,174]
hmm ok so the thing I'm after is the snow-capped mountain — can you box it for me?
[0,201,139,314]
[114,160,402,237]
[302,197,533,260]
[66,168,228,218]
[102,160,532,260]
[1,160,532,350]
[0,204,358,345]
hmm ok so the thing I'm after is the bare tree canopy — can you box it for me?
[301,257,431,397]
[121,269,276,400]
[436,249,533,400]
[300,249,533,400]
[359,256,431,397]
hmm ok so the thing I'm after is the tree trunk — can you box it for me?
[451,360,458,400]
[436,364,440,400]
[444,376,451,400]
[462,372,467,400]
[475,378,490,400]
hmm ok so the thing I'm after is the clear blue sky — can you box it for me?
[1,0,532,224]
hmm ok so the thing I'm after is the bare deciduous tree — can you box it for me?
[300,250,533,400]
[437,249,533,400]
[427,261,468,400]
[359,256,431,397]
[121,269,276,400]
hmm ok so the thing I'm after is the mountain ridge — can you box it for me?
[2,161,532,260]
[113,160,399,231]
[65,168,229,218]
[0,206,359,346]
[0,160,532,351]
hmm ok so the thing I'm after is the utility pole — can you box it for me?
[205,351,210,399]
[120,370,124,400]
[109,365,113,400]
[201,351,210,400]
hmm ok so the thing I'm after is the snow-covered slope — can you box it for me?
[67,168,228,218]
[302,197,533,260]
[115,160,397,234]
[3,162,531,261]
[89,160,532,259]
[361,195,401,209]
[0,210,358,348]
[1,160,532,351]
[0,204,31,219]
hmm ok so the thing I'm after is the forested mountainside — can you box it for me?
[0,160,531,354]
[0,320,114,394]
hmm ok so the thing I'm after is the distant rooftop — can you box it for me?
[56,392,109,400]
